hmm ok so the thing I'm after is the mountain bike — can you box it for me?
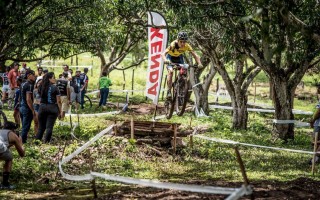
[164,63,195,119]
[70,94,92,112]
[0,90,14,109]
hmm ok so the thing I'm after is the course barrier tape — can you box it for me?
[59,124,252,199]
[194,135,320,155]
[272,119,310,127]
[87,89,145,95]
[209,105,313,115]
[60,125,114,165]
[195,107,209,118]
[57,121,80,140]
[41,65,93,70]
[92,172,252,197]
[65,110,120,117]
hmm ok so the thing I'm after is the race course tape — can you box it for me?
[65,110,120,117]
[272,119,310,127]
[194,135,320,155]
[209,105,313,115]
[59,125,252,200]
[57,121,80,140]
[87,89,145,95]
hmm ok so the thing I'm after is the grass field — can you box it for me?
[1,53,319,199]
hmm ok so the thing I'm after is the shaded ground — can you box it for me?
[93,177,320,200]
[2,177,318,199]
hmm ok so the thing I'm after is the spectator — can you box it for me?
[79,68,89,109]
[98,71,112,108]
[310,85,320,164]
[0,121,25,189]
[20,63,28,78]
[1,66,11,107]
[56,72,70,119]
[19,69,36,143]
[13,77,23,128]
[70,70,81,111]
[37,67,43,77]
[33,78,42,134]
[35,72,62,143]
[43,68,48,74]
[63,64,72,80]
[7,63,20,109]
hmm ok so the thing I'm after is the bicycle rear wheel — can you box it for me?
[0,110,8,128]
[175,77,189,116]
[83,95,92,108]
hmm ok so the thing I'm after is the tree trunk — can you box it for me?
[231,92,248,130]
[271,76,295,140]
[189,58,215,115]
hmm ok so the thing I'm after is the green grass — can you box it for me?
[1,54,320,199]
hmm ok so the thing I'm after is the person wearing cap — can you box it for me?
[19,69,36,143]
[56,72,70,119]
[79,68,89,109]
[0,121,25,189]
[70,70,81,111]
[1,66,11,107]
[7,63,20,109]
[33,77,42,134]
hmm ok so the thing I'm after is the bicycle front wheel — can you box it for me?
[175,77,189,116]
[164,89,176,119]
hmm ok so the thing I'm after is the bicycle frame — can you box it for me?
[164,63,192,119]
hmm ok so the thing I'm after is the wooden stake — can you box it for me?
[91,60,93,76]
[131,69,134,95]
[216,78,219,103]
[113,121,117,136]
[189,116,192,129]
[234,146,250,186]
[130,116,134,139]
[152,105,158,122]
[253,82,257,119]
[122,69,126,90]
[312,132,318,175]
[173,124,177,154]
[189,135,193,149]
[89,151,98,198]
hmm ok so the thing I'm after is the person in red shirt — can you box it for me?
[7,63,20,108]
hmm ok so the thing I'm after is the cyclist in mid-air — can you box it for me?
[161,31,202,97]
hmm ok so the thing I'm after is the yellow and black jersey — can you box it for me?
[166,40,193,57]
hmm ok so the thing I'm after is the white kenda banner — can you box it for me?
[146,11,168,104]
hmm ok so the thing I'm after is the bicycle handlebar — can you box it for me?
[168,63,198,69]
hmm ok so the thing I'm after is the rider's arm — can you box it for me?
[162,49,169,61]
[190,50,202,67]
[8,131,25,157]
